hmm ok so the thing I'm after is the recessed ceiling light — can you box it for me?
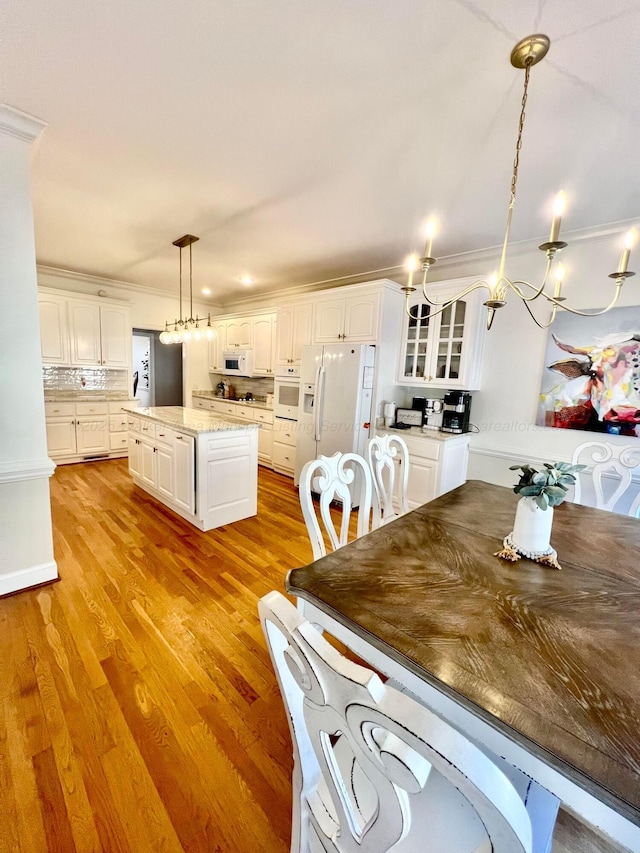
[201,287,211,296]
[239,276,254,286]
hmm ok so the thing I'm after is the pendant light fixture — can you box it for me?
[159,234,215,344]
[400,34,637,330]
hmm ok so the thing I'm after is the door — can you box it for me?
[313,299,345,343]
[208,320,227,371]
[316,344,370,459]
[225,318,252,348]
[100,306,131,367]
[75,417,109,454]
[46,418,76,456]
[173,434,195,513]
[140,439,156,487]
[68,301,101,365]
[155,445,174,499]
[128,436,142,477]
[406,456,438,509]
[38,294,69,365]
[253,315,274,375]
[275,307,293,364]
[343,293,379,341]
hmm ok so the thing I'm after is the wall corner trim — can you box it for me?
[0,457,56,484]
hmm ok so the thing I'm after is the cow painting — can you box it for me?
[538,331,640,436]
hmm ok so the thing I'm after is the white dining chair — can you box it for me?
[571,441,640,517]
[298,452,373,560]
[367,434,410,527]
[260,590,534,853]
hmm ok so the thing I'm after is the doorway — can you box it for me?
[132,329,183,406]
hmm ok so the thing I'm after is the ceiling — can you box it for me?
[2,1,639,303]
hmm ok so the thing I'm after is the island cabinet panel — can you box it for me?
[127,409,257,531]
[174,434,195,514]
[198,430,258,529]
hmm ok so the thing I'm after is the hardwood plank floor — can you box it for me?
[0,459,627,852]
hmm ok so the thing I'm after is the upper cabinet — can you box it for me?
[275,302,313,366]
[68,300,131,367]
[207,319,227,372]
[397,278,486,390]
[39,293,70,364]
[313,292,380,343]
[38,290,132,370]
[252,314,276,375]
[225,317,252,348]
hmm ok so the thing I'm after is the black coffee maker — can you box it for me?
[441,391,472,433]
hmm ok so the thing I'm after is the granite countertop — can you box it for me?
[132,406,261,435]
[192,391,273,411]
[377,425,471,442]
[45,393,137,402]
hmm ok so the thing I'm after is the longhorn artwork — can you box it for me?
[537,307,640,437]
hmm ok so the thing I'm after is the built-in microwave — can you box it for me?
[222,350,254,376]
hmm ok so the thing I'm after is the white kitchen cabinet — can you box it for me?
[69,301,131,368]
[377,428,470,510]
[272,416,297,475]
[252,314,275,375]
[38,293,70,365]
[75,417,109,455]
[45,399,137,462]
[173,433,195,514]
[313,292,380,343]
[127,412,254,531]
[208,319,227,372]
[206,397,274,467]
[46,418,77,456]
[398,277,485,390]
[276,302,313,366]
[225,317,252,348]
[128,434,142,477]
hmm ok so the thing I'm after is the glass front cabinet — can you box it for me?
[397,277,486,390]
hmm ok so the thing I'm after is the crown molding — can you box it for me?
[0,104,47,142]
[36,265,222,312]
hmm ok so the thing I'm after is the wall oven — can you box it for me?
[274,369,301,420]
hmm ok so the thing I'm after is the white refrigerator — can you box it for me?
[294,343,375,485]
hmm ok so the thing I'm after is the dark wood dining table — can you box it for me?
[286,480,640,852]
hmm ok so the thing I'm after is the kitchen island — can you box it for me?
[126,406,259,531]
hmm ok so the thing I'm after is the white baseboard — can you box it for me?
[0,560,58,596]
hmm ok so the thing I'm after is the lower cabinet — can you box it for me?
[129,426,196,514]
[378,429,470,509]
[46,400,138,463]
[272,416,297,476]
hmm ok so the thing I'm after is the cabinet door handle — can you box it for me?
[175,435,183,440]
[153,447,157,453]
[158,433,165,437]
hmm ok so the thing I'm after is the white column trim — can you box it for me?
[0,561,58,597]
[0,458,56,484]
[0,104,47,142]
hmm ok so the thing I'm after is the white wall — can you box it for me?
[428,225,640,485]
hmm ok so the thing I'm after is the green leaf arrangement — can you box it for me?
[509,462,587,511]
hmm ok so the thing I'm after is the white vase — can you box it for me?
[511,496,554,554]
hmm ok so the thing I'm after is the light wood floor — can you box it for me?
[0,459,627,852]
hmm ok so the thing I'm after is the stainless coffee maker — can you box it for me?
[441,391,472,433]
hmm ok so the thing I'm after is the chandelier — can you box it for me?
[159,235,215,344]
[401,34,637,330]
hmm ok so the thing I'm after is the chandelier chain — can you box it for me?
[509,61,531,209]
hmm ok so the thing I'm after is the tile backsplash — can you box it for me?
[43,366,130,393]
[207,373,274,401]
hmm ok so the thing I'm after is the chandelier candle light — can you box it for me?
[401,34,637,330]
[160,234,215,344]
